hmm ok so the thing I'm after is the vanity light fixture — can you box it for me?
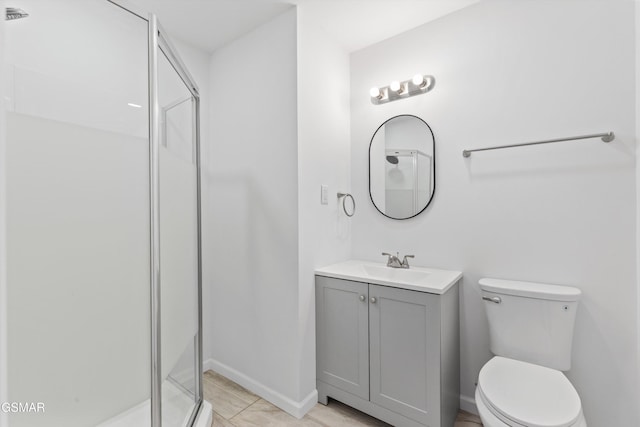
[412,74,427,88]
[369,87,384,100]
[389,80,403,94]
[370,74,435,105]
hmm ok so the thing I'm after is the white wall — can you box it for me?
[0,3,7,426]
[350,2,637,426]
[206,7,302,411]
[203,6,352,415]
[636,1,640,424]
[296,3,351,404]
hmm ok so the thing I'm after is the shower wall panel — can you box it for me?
[6,112,150,426]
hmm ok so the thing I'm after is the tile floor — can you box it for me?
[203,370,483,426]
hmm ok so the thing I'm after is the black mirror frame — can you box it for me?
[368,114,436,220]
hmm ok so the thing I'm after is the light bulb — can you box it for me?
[369,87,382,99]
[412,74,425,87]
[389,80,402,93]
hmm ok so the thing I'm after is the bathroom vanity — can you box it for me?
[315,260,462,427]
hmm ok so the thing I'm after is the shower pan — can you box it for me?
[3,1,206,426]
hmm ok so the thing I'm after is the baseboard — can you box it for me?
[203,358,318,419]
[460,393,478,415]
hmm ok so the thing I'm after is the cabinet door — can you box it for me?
[316,276,369,400]
[369,284,440,426]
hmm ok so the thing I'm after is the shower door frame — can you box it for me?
[149,14,203,427]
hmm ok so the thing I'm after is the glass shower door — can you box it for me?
[4,1,151,426]
[149,16,202,427]
[4,4,202,427]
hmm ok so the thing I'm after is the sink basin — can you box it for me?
[362,264,430,282]
[315,260,462,294]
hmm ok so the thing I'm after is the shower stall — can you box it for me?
[2,1,207,426]
[384,149,433,218]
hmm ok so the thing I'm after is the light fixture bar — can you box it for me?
[370,74,435,105]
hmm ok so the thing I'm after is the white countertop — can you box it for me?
[315,260,462,294]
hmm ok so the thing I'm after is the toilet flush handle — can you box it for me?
[482,296,502,304]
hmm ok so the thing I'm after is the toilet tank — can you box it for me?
[479,278,581,371]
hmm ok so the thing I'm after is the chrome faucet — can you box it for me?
[382,252,414,269]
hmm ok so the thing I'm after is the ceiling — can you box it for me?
[290,0,478,53]
[115,0,478,53]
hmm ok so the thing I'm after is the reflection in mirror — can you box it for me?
[369,115,435,219]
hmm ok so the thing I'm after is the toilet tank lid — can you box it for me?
[479,278,581,302]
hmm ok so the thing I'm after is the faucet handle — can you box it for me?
[381,252,394,266]
[401,255,415,268]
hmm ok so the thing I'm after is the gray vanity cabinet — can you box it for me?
[369,284,440,426]
[315,276,369,400]
[316,275,460,427]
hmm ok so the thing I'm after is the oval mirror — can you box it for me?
[369,115,435,219]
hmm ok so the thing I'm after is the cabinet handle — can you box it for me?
[370,297,377,304]
[359,295,366,302]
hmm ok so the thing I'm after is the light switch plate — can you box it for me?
[320,185,328,205]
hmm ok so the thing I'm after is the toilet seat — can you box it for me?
[477,356,582,427]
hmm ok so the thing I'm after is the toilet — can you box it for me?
[475,278,587,427]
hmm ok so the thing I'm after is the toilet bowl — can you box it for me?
[476,278,586,427]
[474,357,586,427]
